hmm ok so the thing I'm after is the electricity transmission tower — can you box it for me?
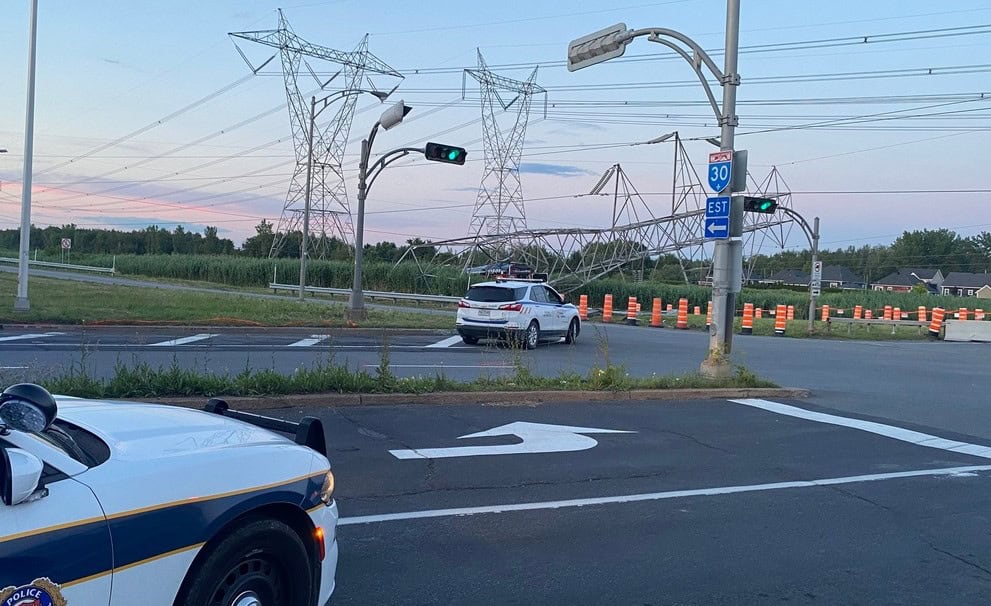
[230,10,402,258]
[464,50,546,238]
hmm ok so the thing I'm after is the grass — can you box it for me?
[0,272,451,329]
[39,358,776,399]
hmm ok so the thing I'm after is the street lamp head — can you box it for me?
[379,99,412,131]
[644,131,676,145]
[567,23,632,71]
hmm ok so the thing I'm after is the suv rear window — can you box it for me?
[465,286,526,302]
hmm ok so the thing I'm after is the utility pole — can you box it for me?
[704,0,742,376]
[299,95,317,301]
[16,0,39,312]
[567,0,743,377]
[807,216,821,333]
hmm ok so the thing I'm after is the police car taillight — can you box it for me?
[458,300,471,308]
[498,303,523,312]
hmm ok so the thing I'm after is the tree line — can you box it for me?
[2,222,988,281]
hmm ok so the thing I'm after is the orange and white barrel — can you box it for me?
[677,298,689,330]
[774,304,788,335]
[821,304,830,322]
[705,301,713,328]
[603,294,613,323]
[929,307,945,337]
[625,296,638,325]
[579,295,588,321]
[651,298,662,328]
[741,303,754,335]
[853,305,863,320]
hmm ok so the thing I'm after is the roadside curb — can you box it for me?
[143,387,810,410]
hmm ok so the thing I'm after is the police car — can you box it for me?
[455,279,581,349]
[0,383,338,606]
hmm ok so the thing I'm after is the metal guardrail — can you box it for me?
[827,317,929,335]
[0,256,116,274]
[269,282,460,304]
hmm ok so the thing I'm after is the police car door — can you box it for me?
[529,286,558,333]
[0,435,113,605]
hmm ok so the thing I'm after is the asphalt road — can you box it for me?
[2,322,988,439]
[264,397,991,605]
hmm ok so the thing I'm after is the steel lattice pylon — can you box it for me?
[230,11,402,258]
[398,138,799,293]
[464,50,546,237]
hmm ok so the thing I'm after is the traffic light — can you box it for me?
[743,196,777,214]
[424,142,467,165]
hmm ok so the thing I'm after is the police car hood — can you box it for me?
[55,398,294,458]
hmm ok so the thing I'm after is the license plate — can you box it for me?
[477,309,491,317]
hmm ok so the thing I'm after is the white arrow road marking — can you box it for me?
[389,421,634,460]
[426,335,464,348]
[148,333,218,347]
[0,332,64,343]
[288,335,330,347]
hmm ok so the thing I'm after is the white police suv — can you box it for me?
[0,383,338,606]
[456,279,581,349]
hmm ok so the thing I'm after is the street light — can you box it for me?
[346,99,414,321]
[345,100,468,321]
[299,88,390,301]
[568,0,743,378]
[16,0,39,312]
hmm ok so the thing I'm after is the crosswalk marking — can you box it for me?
[0,332,64,343]
[426,335,463,348]
[148,334,218,347]
[288,335,330,347]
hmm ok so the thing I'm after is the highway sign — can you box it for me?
[812,261,823,281]
[61,238,71,250]
[708,150,733,193]
[704,195,730,240]
[389,422,634,460]
[811,286,821,296]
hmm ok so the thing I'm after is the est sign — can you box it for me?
[708,150,733,193]
[704,196,730,239]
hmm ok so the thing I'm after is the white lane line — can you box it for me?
[0,332,64,343]
[0,366,28,370]
[288,335,330,348]
[148,333,219,347]
[425,335,463,349]
[730,399,991,459]
[339,464,991,526]
[362,364,514,369]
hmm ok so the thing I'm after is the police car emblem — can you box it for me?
[0,578,67,606]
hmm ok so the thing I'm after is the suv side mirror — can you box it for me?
[0,448,45,506]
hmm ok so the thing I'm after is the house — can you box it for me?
[872,268,944,293]
[940,272,991,297]
[761,269,811,287]
[821,265,866,290]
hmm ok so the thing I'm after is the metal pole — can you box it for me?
[15,0,39,312]
[807,216,820,333]
[702,0,741,376]
[299,95,317,301]
[347,138,371,321]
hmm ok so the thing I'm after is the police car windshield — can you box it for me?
[466,286,527,302]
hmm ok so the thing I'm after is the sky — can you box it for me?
[1,0,990,255]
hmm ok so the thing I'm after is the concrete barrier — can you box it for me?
[943,320,991,342]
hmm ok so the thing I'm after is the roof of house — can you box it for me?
[766,269,810,284]
[821,265,865,284]
[902,268,940,281]
[941,272,991,288]
[875,269,929,287]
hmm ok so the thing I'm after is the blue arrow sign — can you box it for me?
[708,150,733,193]
[705,217,729,239]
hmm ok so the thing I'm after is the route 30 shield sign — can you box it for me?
[707,150,733,193]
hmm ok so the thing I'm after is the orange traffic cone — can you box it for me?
[603,294,613,323]
[625,296,638,326]
[741,303,754,335]
[651,298,662,327]
[774,304,787,335]
[676,298,689,330]
[929,307,945,338]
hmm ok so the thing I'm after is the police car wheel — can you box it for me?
[175,518,312,606]
[462,335,479,345]
[564,319,579,345]
[524,321,539,350]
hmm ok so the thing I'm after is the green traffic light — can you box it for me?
[759,201,773,211]
[447,149,460,161]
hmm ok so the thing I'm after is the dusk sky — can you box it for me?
[1,0,989,253]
